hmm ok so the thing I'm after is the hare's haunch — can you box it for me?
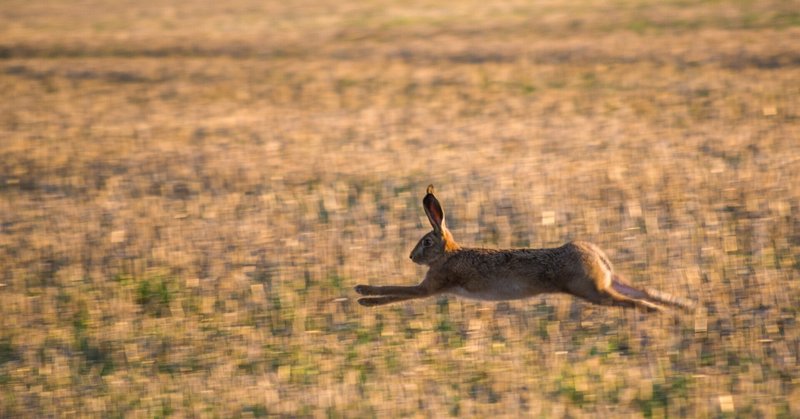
[354,185,693,312]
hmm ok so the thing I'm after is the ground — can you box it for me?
[1,0,799,416]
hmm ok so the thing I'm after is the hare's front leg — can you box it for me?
[354,284,429,297]
[354,284,429,306]
[354,280,443,306]
[357,295,421,306]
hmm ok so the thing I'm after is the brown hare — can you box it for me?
[354,185,693,312]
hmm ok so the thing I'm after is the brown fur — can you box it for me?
[355,185,694,312]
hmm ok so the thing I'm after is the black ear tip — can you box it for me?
[426,184,435,195]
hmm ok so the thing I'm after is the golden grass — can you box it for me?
[1,0,799,416]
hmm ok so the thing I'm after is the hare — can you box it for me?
[354,185,693,312]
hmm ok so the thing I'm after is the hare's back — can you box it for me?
[443,247,577,300]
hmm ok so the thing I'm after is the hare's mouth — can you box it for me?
[409,253,428,265]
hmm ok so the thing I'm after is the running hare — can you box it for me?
[354,185,693,312]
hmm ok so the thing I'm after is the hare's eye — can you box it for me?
[423,238,433,247]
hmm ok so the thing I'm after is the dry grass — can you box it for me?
[1,0,800,416]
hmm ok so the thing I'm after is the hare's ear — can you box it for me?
[423,184,445,232]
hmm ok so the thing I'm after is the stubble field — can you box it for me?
[1,0,800,416]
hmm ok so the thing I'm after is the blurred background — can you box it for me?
[1,0,799,416]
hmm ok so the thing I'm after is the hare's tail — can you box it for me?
[611,276,695,312]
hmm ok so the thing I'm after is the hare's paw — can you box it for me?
[357,297,381,307]
[354,284,376,295]
[353,285,384,295]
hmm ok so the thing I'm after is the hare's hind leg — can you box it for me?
[568,243,663,312]
[569,281,661,312]
[611,275,694,311]
[606,278,664,312]
[565,269,662,312]
[608,291,663,312]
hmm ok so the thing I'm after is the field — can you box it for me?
[2,0,800,416]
